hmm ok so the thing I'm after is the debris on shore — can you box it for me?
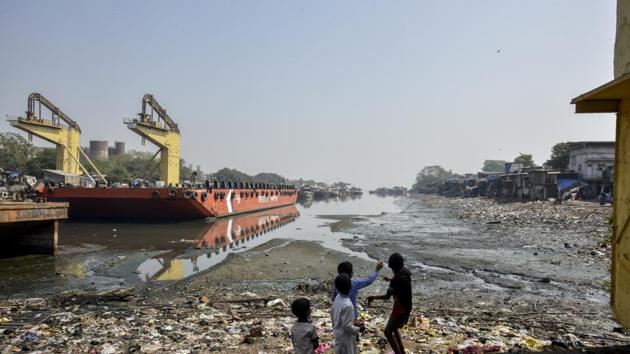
[1,196,627,353]
[3,287,629,354]
[432,197,611,229]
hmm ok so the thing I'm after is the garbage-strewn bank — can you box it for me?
[2,197,630,353]
[340,195,628,351]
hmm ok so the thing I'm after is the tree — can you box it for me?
[209,168,289,185]
[26,148,57,176]
[545,142,570,169]
[254,173,287,184]
[210,168,255,183]
[412,165,452,191]
[482,160,507,173]
[0,132,34,172]
[180,159,198,182]
[93,151,162,183]
[514,153,534,166]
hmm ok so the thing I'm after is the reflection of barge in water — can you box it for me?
[137,204,299,282]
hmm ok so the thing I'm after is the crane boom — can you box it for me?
[125,94,180,185]
[27,92,81,133]
[8,92,106,184]
[141,94,179,133]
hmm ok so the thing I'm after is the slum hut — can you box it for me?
[514,172,531,201]
[529,169,561,201]
[567,141,615,199]
[556,171,581,201]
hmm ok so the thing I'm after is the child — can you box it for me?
[331,273,364,354]
[332,260,384,319]
[367,253,412,354]
[291,298,319,354]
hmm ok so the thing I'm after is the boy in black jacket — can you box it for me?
[367,253,412,354]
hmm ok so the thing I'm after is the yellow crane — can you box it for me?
[8,93,107,184]
[124,94,180,186]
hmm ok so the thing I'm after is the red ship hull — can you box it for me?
[41,187,298,220]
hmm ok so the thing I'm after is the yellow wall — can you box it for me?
[611,0,630,327]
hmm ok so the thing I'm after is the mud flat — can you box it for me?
[2,196,630,353]
[340,195,626,347]
[182,238,374,293]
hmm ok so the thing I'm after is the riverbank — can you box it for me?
[2,196,629,353]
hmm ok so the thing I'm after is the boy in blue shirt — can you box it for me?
[332,260,384,319]
[331,274,364,354]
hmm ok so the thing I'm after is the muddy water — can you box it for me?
[0,195,399,298]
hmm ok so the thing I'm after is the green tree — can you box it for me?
[545,142,570,169]
[514,153,534,166]
[481,160,507,173]
[180,159,196,182]
[210,168,255,183]
[26,148,57,176]
[254,172,287,184]
[93,151,161,183]
[0,132,34,172]
[412,165,451,191]
[208,168,289,185]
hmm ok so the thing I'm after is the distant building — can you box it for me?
[84,140,126,161]
[89,140,109,161]
[567,141,615,182]
[107,141,125,157]
[504,162,526,173]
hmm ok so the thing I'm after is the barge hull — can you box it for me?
[43,187,298,220]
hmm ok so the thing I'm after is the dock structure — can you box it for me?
[0,202,68,256]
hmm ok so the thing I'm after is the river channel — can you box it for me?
[0,194,399,299]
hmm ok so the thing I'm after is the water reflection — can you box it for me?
[136,205,299,282]
[298,194,363,208]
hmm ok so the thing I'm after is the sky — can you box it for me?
[0,1,618,189]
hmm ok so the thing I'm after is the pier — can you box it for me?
[0,202,68,256]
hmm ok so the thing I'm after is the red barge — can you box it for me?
[41,182,298,220]
[10,92,298,221]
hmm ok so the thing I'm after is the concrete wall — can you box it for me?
[568,145,615,181]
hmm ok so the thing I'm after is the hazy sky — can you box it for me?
[0,1,618,189]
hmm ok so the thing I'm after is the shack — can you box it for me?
[567,141,615,198]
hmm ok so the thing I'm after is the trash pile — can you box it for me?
[417,195,613,259]
[0,196,624,353]
[430,197,611,229]
[2,287,627,353]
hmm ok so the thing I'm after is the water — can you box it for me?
[0,194,399,296]
[132,195,399,282]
